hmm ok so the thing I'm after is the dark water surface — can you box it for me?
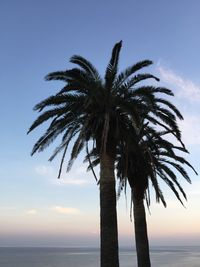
[0,246,200,267]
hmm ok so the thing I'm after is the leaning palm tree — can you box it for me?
[28,41,182,267]
[116,123,197,267]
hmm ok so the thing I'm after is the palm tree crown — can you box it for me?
[116,123,198,206]
[28,41,183,176]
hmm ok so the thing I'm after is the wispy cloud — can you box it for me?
[158,66,200,102]
[26,209,37,215]
[35,163,94,186]
[52,206,81,215]
[90,230,100,235]
[157,65,200,146]
[35,165,54,176]
[53,164,94,186]
[179,115,200,145]
[59,177,91,186]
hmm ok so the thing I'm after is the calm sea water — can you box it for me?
[0,246,200,267]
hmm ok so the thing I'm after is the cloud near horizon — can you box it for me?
[58,177,92,186]
[59,165,94,186]
[51,206,81,215]
[25,209,37,215]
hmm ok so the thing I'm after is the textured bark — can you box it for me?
[133,188,151,267]
[100,153,119,267]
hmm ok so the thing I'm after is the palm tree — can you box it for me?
[116,123,197,267]
[28,41,181,267]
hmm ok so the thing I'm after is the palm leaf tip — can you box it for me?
[104,40,123,88]
[116,40,122,47]
[44,73,54,81]
[27,128,31,134]
[111,40,123,61]
[27,124,35,134]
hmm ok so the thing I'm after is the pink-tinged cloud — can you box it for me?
[26,209,37,215]
[51,206,81,215]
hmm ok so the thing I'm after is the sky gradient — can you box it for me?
[1,0,200,247]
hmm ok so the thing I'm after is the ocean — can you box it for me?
[0,246,199,267]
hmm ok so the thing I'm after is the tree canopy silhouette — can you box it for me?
[28,41,192,267]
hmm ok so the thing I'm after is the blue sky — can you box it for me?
[1,0,200,247]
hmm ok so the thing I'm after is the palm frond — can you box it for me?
[154,98,183,120]
[70,55,101,81]
[116,74,159,93]
[159,152,197,175]
[132,86,173,97]
[45,71,69,82]
[105,41,122,90]
[115,60,154,89]
[27,107,69,134]
[67,135,85,172]
[158,171,185,206]
[67,119,90,171]
[57,145,68,179]
[146,113,181,140]
[48,124,80,162]
[31,120,66,155]
[33,93,86,112]
[149,171,166,207]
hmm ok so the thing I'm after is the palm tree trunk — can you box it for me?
[100,153,119,267]
[132,188,151,267]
